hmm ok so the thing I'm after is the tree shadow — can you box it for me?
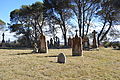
[45,55,73,58]
[0,47,32,50]
[49,61,66,64]
[45,55,58,57]
[9,52,33,56]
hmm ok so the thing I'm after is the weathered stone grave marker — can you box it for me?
[83,36,90,50]
[57,53,66,63]
[68,36,73,48]
[54,36,60,48]
[38,33,48,53]
[2,33,6,47]
[72,30,83,56]
[50,38,53,48]
[92,30,98,48]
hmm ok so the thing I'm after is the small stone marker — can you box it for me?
[57,53,66,63]
[72,30,83,56]
[38,33,48,53]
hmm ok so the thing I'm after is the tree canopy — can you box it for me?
[0,19,5,25]
[9,0,120,49]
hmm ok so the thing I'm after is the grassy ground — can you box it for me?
[0,48,120,80]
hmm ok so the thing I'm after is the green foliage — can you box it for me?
[103,41,110,47]
[9,0,120,48]
[0,19,5,25]
[111,42,120,48]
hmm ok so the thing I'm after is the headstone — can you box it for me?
[92,30,98,48]
[47,40,50,48]
[38,33,48,53]
[83,36,90,50]
[50,38,53,47]
[57,53,66,63]
[68,36,73,48]
[1,33,6,47]
[72,30,83,56]
[54,36,60,48]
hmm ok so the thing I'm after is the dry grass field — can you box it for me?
[0,48,120,80]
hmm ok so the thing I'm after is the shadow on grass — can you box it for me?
[49,61,66,64]
[0,47,33,50]
[9,52,33,56]
[9,51,48,56]
[45,55,73,58]
[112,48,120,50]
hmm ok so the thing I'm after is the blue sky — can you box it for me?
[0,0,42,23]
[0,0,42,42]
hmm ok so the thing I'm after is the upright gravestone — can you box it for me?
[57,38,60,48]
[57,53,66,63]
[83,36,90,50]
[38,33,48,53]
[49,38,53,48]
[72,30,83,56]
[47,40,50,48]
[1,33,6,47]
[92,30,98,48]
[54,36,60,48]
[68,36,73,48]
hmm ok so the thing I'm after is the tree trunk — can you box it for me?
[78,0,82,37]
[82,0,85,38]
[60,12,67,46]
[97,20,106,46]
[85,24,90,36]
[63,33,67,46]
[34,25,39,53]
[100,21,112,42]
[78,18,82,37]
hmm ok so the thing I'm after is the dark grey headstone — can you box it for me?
[57,53,66,63]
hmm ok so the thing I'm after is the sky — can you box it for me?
[0,0,42,42]
[0,0,119,42]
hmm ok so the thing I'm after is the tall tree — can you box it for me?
[44,0,73,46]
[71,0,100,37]
[10,2,46,51]
[0,19,6,30]
[0,19,5,25]
[97,0,120,46]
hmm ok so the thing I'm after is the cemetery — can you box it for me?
[0,0,120,80]
[0,29,120,80]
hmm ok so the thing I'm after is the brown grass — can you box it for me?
[0,48,120,80]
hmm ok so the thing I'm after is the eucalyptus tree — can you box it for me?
[43,0,73,46]
[97,0,120,46]
[71,0,100,37]
[0,19,5,25]
[0,19,6,29]
[10,2,46,51]
[113,0,120,8]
